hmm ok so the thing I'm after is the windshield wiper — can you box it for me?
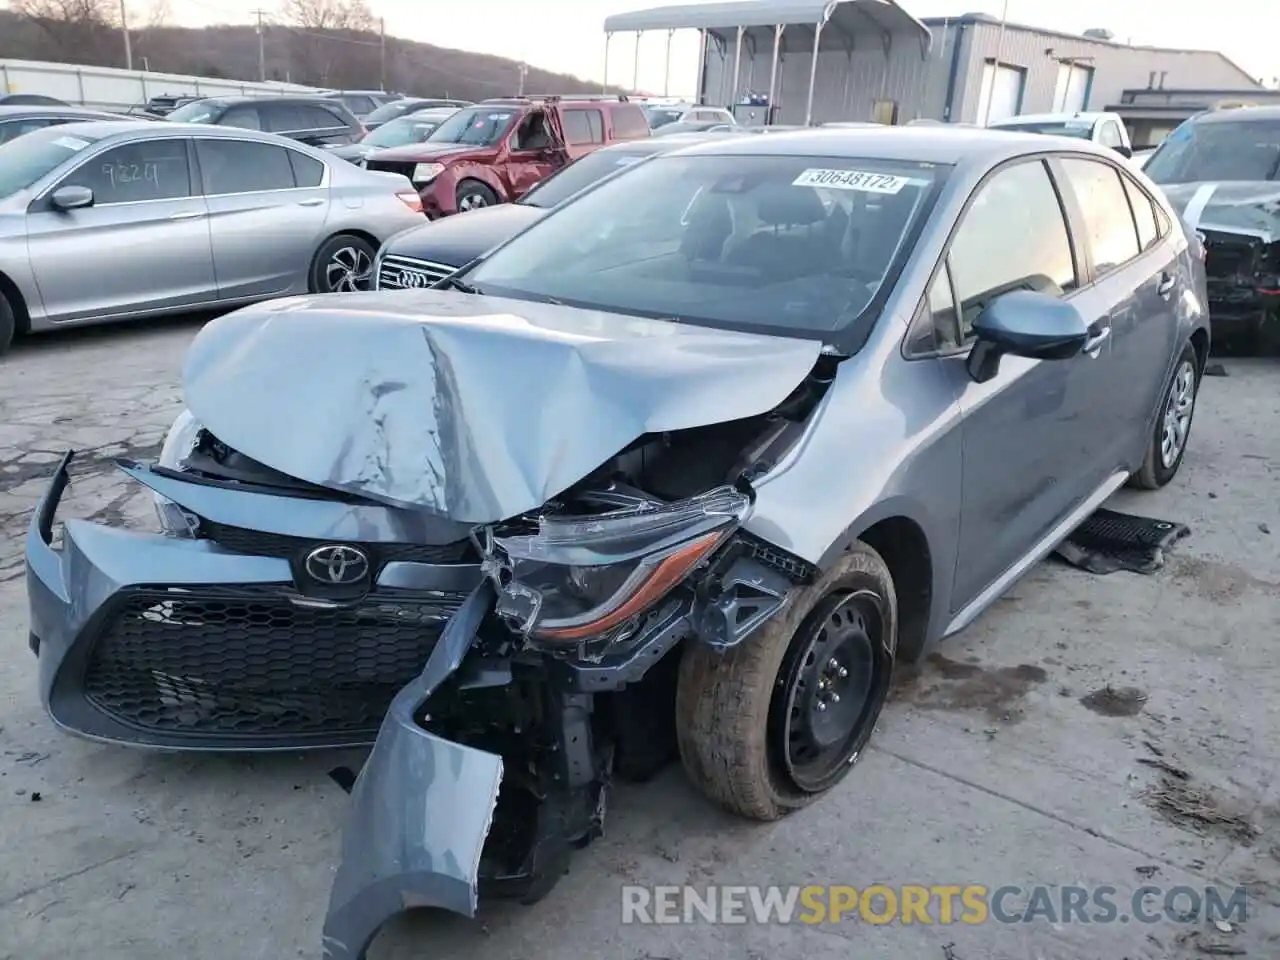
[436,274,480,294]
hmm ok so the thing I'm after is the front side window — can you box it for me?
[166,101,222,124]
[1121,172,1160,252]
[427,107,517,146]
[0,126,105,199]
[1144,117,1280,183]
[948,159,1077,340]
[220,106,262,130]
[196,139,297,194]
[466,154,943,341]
[1057,157,1141,277]
[59,137,192,203]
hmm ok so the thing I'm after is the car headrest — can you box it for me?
[754,183,828,227]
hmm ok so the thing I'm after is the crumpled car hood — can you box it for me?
[181,292,823,523]
[1160,181,1280,241]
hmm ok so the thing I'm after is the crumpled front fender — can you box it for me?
[322,581,502,960]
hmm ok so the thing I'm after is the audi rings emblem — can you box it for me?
[304,544,370,585]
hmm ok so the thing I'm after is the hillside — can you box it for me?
[0,9,627,102]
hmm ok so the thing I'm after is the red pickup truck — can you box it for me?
[364,95,650,218]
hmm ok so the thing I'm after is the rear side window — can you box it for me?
[610,104,650,140]
[60,138,193,203]
[1120,173,1160,252]
[948,159,1078,339]
[263,103,308,133]
[340,95,376,115]
[288,149,325,187]
[1098,120,1124,148]
[1057,157,1141,278]
[220,105,261,130]
[302,105,346,130]
[563,109,604,145]
[196,138,296,194]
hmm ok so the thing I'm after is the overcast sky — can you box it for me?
[163,0,1276,96]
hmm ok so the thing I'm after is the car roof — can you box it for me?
[994,111,1111,124]
[194,95,342,107]
[26,119,328,143]
[660,125,1123,168]
[0,105,122,119]
[1193,104,1280,123]
[400,106,460,118]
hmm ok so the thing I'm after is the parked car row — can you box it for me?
[22,122,1212,960]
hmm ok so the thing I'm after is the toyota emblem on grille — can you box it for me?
[304,545,370,584]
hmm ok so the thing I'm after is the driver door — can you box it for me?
[25,136,217,323]
[505,110,561,199]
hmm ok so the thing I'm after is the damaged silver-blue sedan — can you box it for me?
[25,127,1209,957]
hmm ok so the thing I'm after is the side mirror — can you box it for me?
[966,290,1091,383]
[1114,145,1133,159]
[50,185,94,211]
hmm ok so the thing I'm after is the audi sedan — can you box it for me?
[0,121,427,354]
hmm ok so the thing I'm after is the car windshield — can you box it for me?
[166,100,221,123]
[1144,117,1280,183]
[364,101,413,125]
[520,150,653,207]
[426,106,516,146]
[362,115,448,147]
[466,153,943,341]
[645,106,685,128]
[0,126,103,199]
[993,119,1094,139]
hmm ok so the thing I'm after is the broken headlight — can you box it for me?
[479,485,751,646]
[151,408,202,538]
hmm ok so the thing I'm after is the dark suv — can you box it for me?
[320,90,402,120]
[165,95,364,147]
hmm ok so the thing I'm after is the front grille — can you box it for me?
[198,518,473,569]
[83,586,465,740]
[365,159,417,180]
[376,254,457,290]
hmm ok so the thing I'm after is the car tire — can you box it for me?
[308,234,377,293]
[0,289,14,357]
[1130,342,1199,490]
[675,541,897,821]
[456,179,498,213]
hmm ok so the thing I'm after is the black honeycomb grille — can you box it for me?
[83,587,465,741]
[198,518,474,568]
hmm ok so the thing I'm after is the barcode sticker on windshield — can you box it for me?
[792,168,908,193]
[53,136,90,151]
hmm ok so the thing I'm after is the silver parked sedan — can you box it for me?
[0,120,427,354]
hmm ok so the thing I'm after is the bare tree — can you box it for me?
[281,0,375,87]
[12,0,118,65]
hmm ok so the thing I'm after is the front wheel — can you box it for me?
[456,179,498,213]
[309,234,377,293]
[675,542,897,821]
[0,290,15,357]
[1130,343,1199,490]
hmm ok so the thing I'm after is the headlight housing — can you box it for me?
[412,162,444,184]
[479,485,751,647]
[152,408,202,537]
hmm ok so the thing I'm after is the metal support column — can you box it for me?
[805,20,824,126]
[633,31,642,91]
[663,28,675,96]
[695,29,708,103]
[731,25,744,105]
[602,32,612,93]
[767,23,784,113]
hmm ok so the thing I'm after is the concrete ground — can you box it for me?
[1,318,1277,960]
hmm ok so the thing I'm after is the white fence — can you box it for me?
[0,58,322,112]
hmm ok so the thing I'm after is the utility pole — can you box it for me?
[379,18,387,92]
[118,0,133,71]
[253,9,267,82]
[517,62,528,96]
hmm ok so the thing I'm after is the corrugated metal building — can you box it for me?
[602,1,1264,127]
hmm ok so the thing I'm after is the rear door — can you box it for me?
[1055,156,1180,457]
[194,137,330,299]
[944,157,1114,609]
[26,135,217,322]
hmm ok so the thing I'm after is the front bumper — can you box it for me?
[26,453,482,750]
[322,581,502,960]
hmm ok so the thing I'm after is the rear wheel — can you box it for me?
[0,290,14,356]
[309,234,376,293]
[675,542,897,821]
[456,179,498,213]
[1130,342,1199,490]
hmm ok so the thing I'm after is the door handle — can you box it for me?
[297,198,325,207]
[1082,324,1111,357]
[168,210,204,220]
[1157,272,1176,300]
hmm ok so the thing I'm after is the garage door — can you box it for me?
[1052,63,1093,113]
[977,63,1024,124]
